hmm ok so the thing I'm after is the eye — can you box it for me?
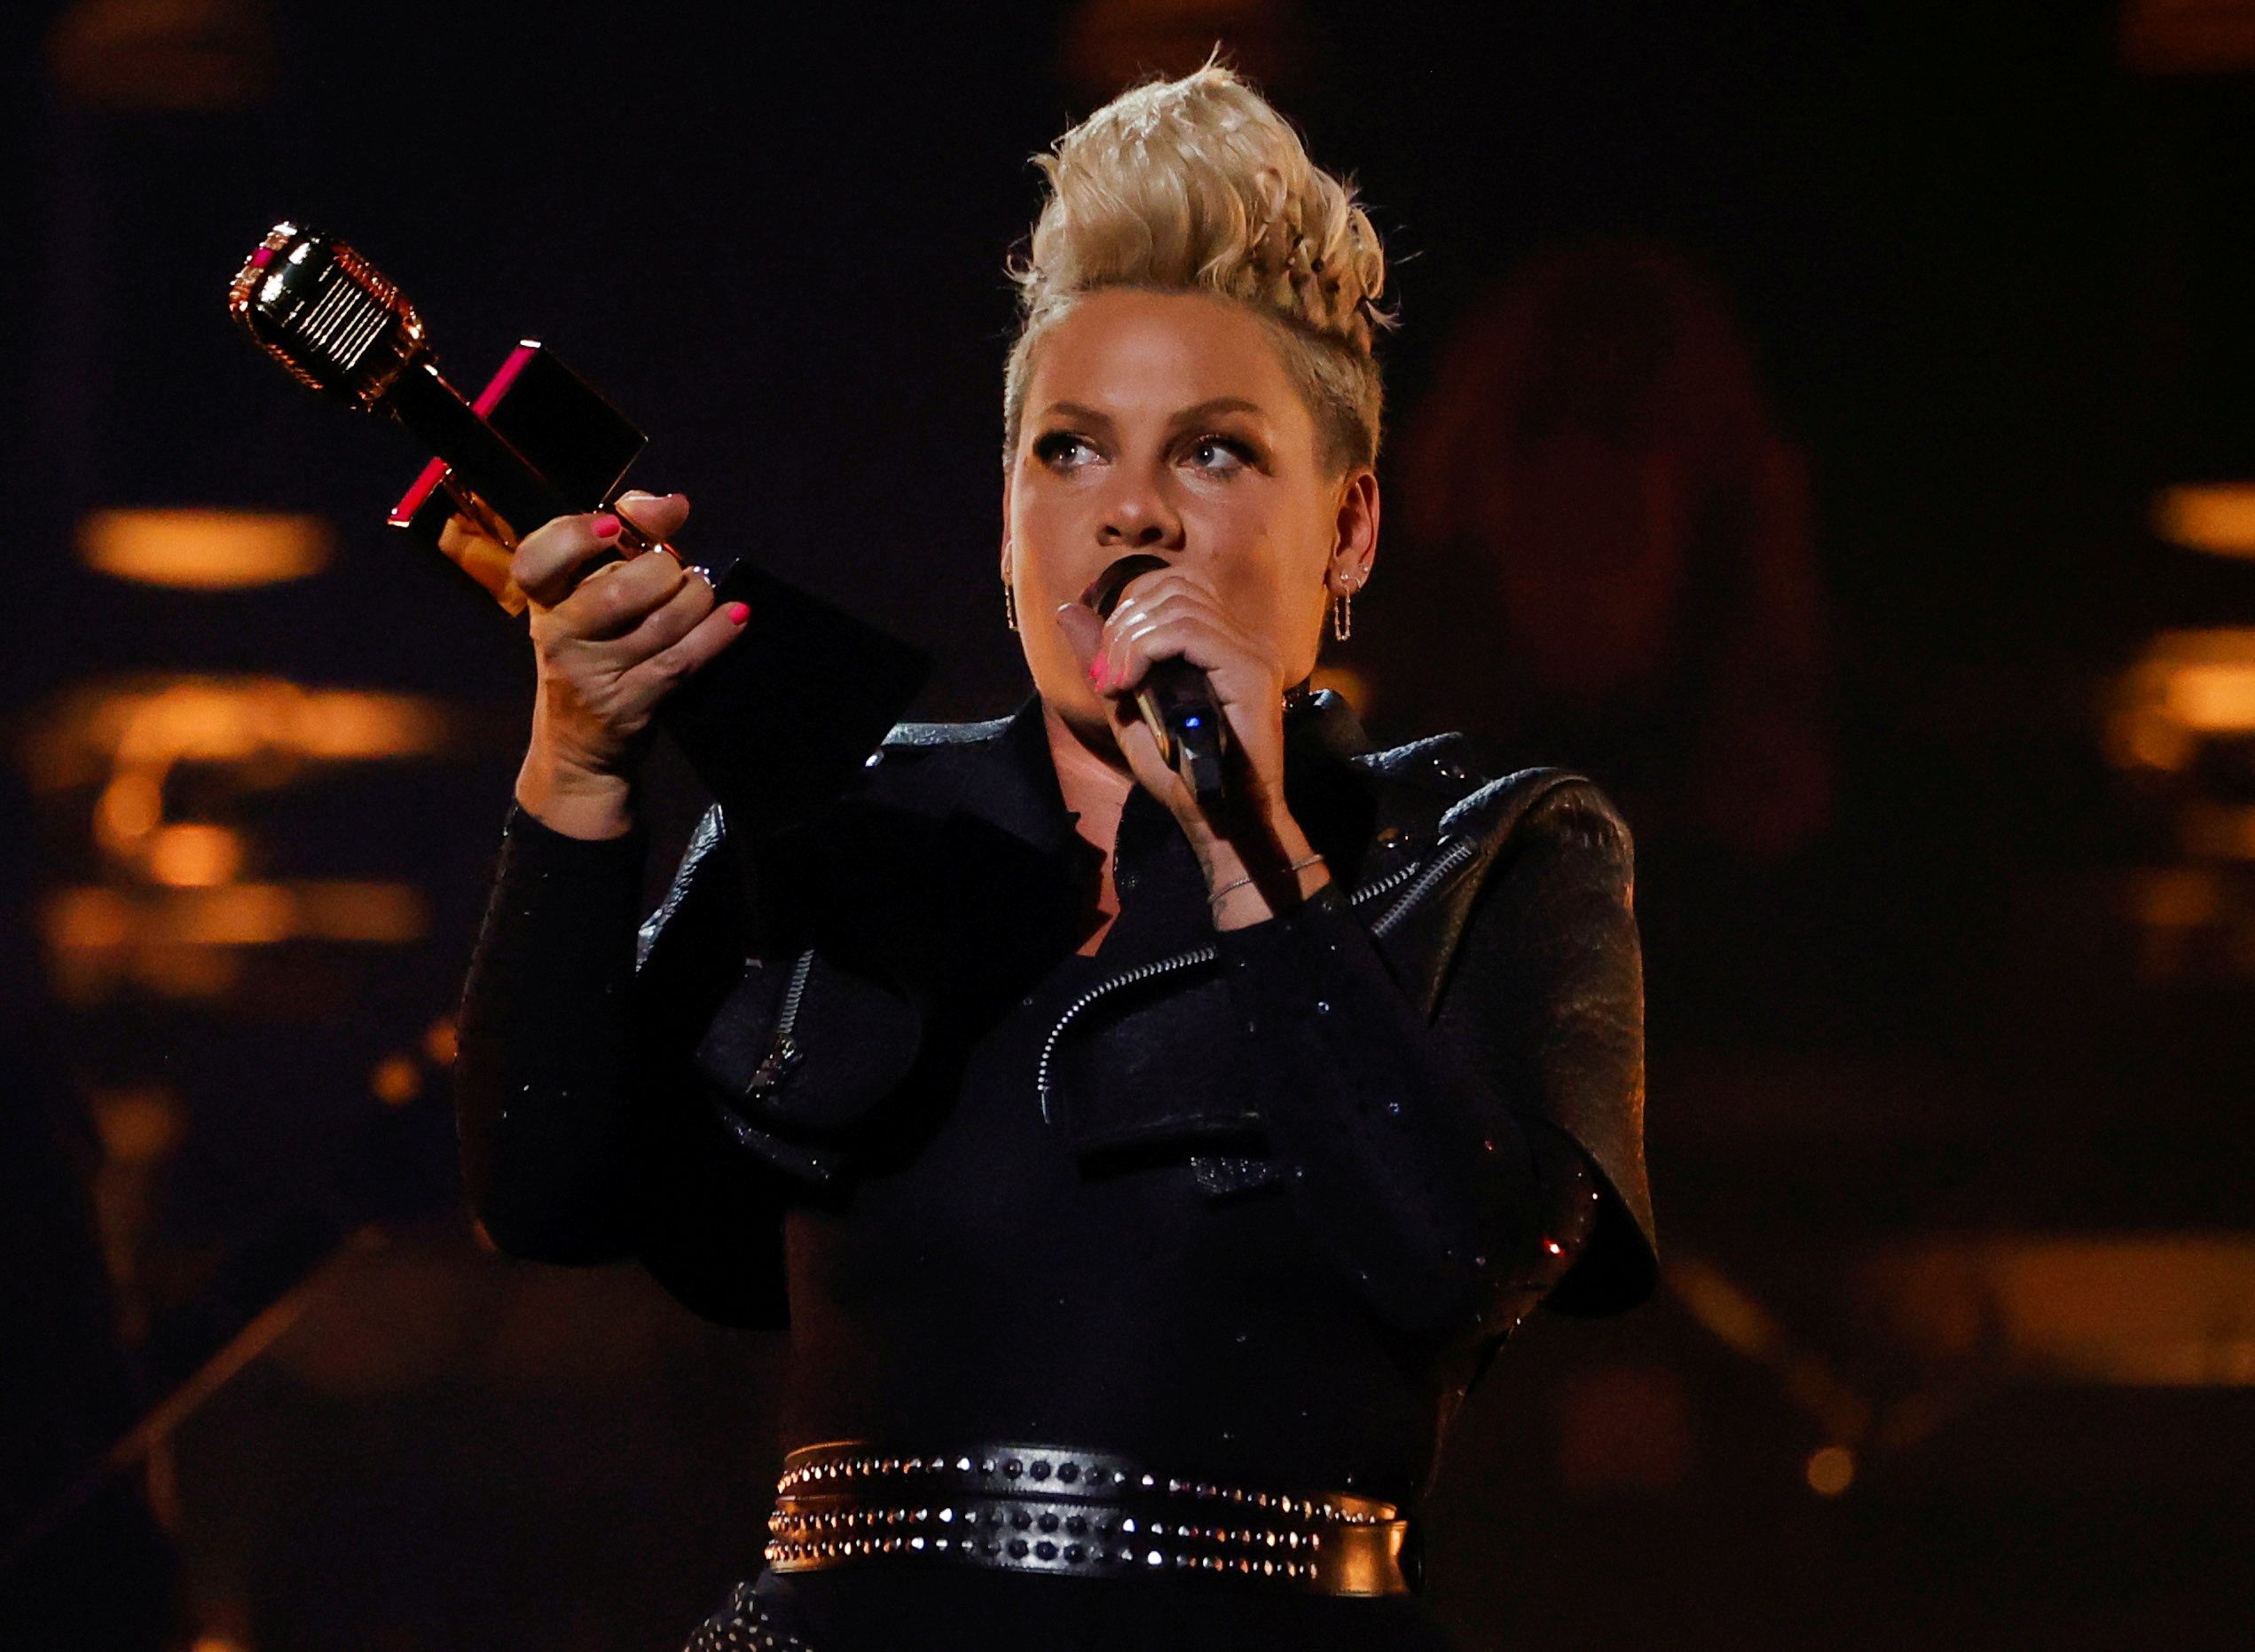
[1033,431,1100,470]
[1184,434,1257,475]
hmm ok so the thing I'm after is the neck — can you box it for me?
[1040,696,1136,858]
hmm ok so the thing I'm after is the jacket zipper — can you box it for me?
[1033,837,1474,1123]
[1368,835,1478,939]
[746,947,815,1100]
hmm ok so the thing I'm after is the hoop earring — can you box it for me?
[1003,579,1019,632]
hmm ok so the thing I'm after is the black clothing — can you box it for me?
[688,1567,1467,1651]
[454,687,1653,1649]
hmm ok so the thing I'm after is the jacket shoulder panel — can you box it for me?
[1350,730,1482,799]
[1431,770,1653,1316]
[878,713,1015,750]
[636,802,730,972]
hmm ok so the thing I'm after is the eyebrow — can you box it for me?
[1172,397,1266,427]
[1034,397,1269,429]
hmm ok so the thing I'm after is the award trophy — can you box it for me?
[226,220,931,840]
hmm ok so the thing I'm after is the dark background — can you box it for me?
[5,2,2254,1648]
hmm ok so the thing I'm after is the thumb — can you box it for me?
[615,489,692,541]
[1052,601,1104,676]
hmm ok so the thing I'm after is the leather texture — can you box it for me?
[631,688,1656,1318]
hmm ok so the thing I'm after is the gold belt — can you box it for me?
[764,1439,1414,1597]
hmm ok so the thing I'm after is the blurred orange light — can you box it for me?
[146,823,244,887]
[170,883,296,947]
[90,1085,184,1166]
[2104,629,2255,775]
[1804,1445,1856,1497]
[2127,866,2224,930]
[2163,662,2255,730]
[1860,1234,2255,1386]
[78,507,331,587]
[42,880,430,1002]
[292,881,428,942]
[370,1054,422,1106]
[28,677,453,797]
[1309,662,1371,713]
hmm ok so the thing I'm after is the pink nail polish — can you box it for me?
[593,513,621,539]
[727,602,750,625]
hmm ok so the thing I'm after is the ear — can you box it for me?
[1000,468,1015,584]
[1328,467,1380,592]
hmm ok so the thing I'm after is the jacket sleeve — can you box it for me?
[1207,780,1653,1342]
[452,801,790,1327]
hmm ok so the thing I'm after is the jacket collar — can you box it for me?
[880,685,1387,880]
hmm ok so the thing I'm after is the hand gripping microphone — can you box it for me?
[1081,553,1231,807]
[227,221,931,840]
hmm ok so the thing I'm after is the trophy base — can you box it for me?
[660,561,933,843]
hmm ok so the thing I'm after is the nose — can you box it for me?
[1097,471,1182,550]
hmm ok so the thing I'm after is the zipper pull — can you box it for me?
[746,947,815,1101]
[747,1031,802,1099]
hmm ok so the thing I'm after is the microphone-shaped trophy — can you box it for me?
[226,220,931,840]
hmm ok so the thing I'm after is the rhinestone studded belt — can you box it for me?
[764,1439,1413,1596]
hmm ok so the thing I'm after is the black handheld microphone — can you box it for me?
[1081,554,1230,806]
[226,220,931,840]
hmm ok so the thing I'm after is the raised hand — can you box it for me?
[512,491,748,838]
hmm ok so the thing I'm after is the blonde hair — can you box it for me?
[1003,61,1392,474]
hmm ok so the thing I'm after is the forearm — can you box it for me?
[454,802,650,1260]
[1211,877,1546,1338]
[1202,797,1629,1341]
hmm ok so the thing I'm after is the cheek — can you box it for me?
[1008,486,1075,595]
[1193,487,1321,609]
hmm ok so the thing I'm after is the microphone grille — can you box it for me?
[228,222,428,411]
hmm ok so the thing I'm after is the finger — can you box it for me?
[436,511,507,564]
[621,599,751,700]
[1112,568,1214,618]
[514,511,625,608]
[617,560,719,661]
[1103,610,1167,690]
[1052,601,1104,682]
[1104,591,1228,688]
[1100,581,1222,666]
[547,540,690,640]
[613,489,692,543]
[1108,610,1258,696]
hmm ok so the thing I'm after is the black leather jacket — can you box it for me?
[457,686,1654,1349]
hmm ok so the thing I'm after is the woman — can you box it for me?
[455,64,1656,1652]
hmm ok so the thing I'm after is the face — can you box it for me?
[1002,288,1378,745]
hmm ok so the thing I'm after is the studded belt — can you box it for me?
[763,1439,1414,1597]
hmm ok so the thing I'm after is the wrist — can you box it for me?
[515,739,637,841]
[1196,807,1332,930]
[1208,855,1332,929]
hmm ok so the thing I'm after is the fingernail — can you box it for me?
[1088,658,1107,687]
[727,602,750,625]
[593,513,621,539]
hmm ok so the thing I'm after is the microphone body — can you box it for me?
[1083,554,1230,807]
[228,222,931,841]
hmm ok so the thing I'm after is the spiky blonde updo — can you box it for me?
[1003,62,1392,475]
